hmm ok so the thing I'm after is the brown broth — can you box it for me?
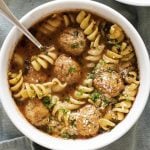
[8,10,139,139]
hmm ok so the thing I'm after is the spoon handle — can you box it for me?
[0,0,43,49]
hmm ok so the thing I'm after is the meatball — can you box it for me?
[25,99,49,127]
[76,105,100,137]
[57,28,86,55]
[53,54,81,85]
[24,66,48,83]
[93,71,124,97]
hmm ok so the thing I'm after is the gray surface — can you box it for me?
[0,0,150,150]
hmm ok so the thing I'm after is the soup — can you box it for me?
[8,10,139,139]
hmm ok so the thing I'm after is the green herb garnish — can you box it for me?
[87,73,94,79]
[103,99,110,105]
[68,67,76,73]
[71,42,79,49]
[42,96,54,109]
[114,44,121,49]
[47,126,53,133]
[99,60,106,65]
[59,108,69,114]
[74,90,84,98]
[61,132,70,139]
[90,91,101,103]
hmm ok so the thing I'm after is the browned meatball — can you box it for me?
[76,105,100,137]
[57,28,86,55]
[93,71,124,97]
[53,54,81,85]
[24,67,48,84]
[25,99,49,127]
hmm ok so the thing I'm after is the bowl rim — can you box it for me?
[115,0,150,6]
[0,0,150,150]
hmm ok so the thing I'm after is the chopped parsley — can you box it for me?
[87,73,95,79]
[114,44,121,49]
[47,126,53,133]
[71,42,79,49]
[99,60,106,65]
[59,108,69,114]
[75,89,84,97]
[61,132,76,139]
[68,67,76,73]
[42,96,54,109]
[90,91,101,103]
[102,98,110,105]
[61,132,70,139]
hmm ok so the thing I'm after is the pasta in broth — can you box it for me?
[8,10,139,139]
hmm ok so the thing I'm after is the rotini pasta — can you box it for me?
[8,70,67,100]
[76,11,101,47]
[99,118,115,131]
[102,48,122,64]
[38,14,62,35]
[84,44,105,68]
[108,24,124,43]
[63,14,75,27]
[31,46,58,71]
[43,95,80,126]
[73,78,94,100]
[112,75,139,120]
[8,70,24,100]
[120,42,135,62]
[119,83,139,101]
[125,71,139,84]
[38,13,75,35]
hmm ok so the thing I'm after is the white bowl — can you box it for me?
[115,0,150,6]
[0,0,150,150]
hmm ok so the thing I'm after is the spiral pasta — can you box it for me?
[76,11,101,47]
[21,78,67,99]
[119,83,139,101]
[8,70,67,100]
[102,48,122,64]
[108,24,124,43]
[44,95,81,126]
[99,118,115,131]
[84,44,105,68]
[38,14,62,35]
[125,71,139,84]
[73,78,94,100]
[38,13,75,35]
[103,105,124,121]
[31,46,58,71]
[8,70,24,100]
[112,75,139,120]
[63,14,75,27]
[120,42,135,62]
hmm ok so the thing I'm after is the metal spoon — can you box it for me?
[0,0,44,50]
